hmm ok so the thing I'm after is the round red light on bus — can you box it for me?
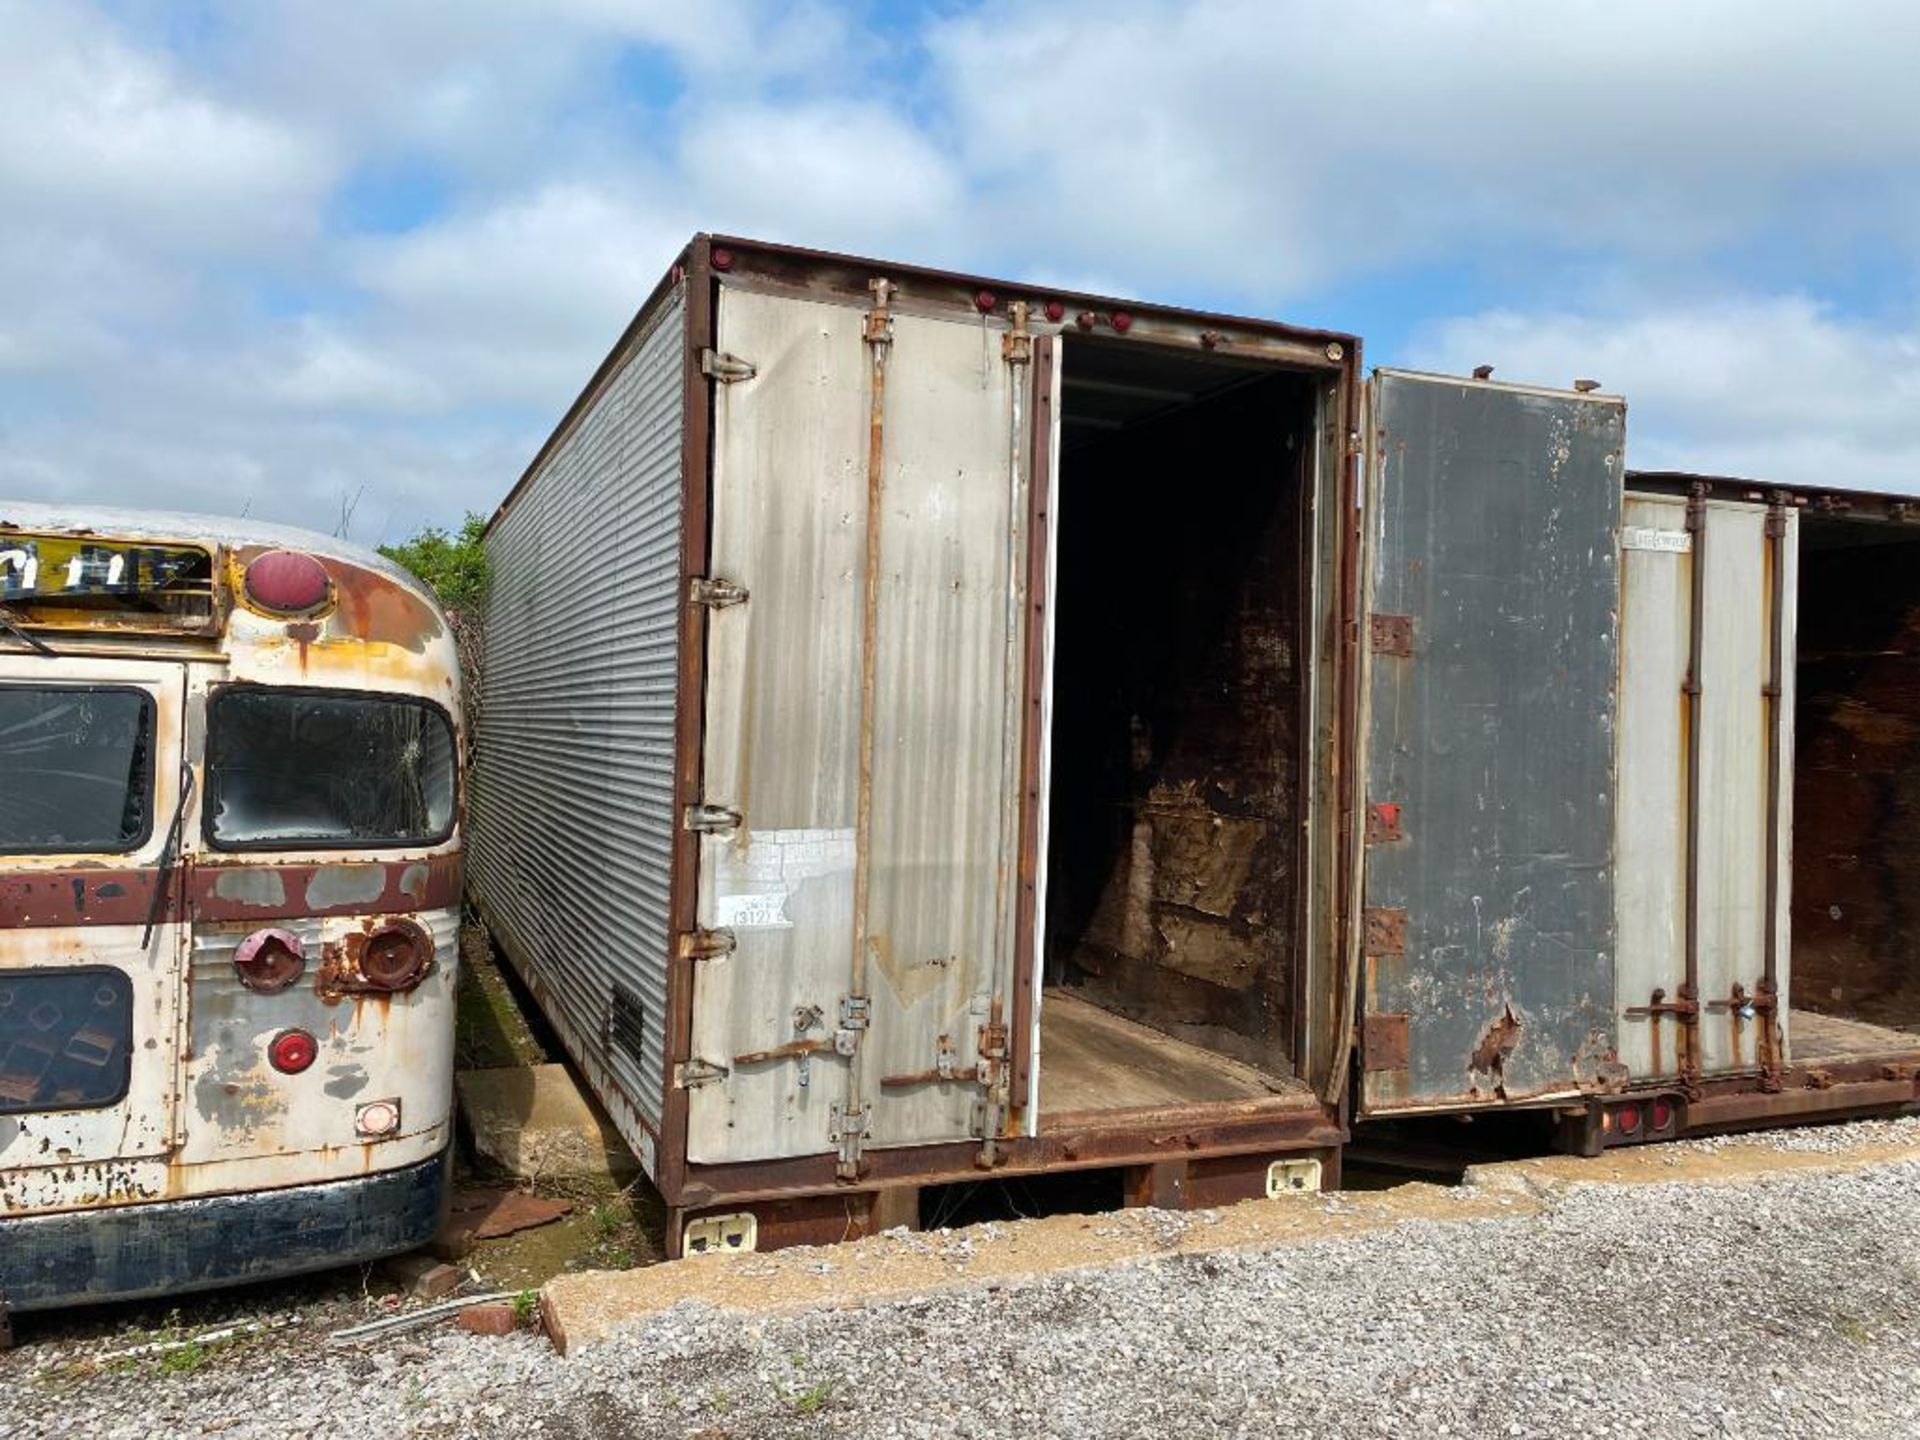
[1650,1097,1674,1131]
[1109,310,1134,334]
[244,550,331,615]
[233,927,305,994]
[1615,1102,1643,1135]
[358,918,433,991]
[974,289,997,312]
[268,1028,318,1075]
[1044,299,1065,323]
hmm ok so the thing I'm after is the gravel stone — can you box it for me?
[4,1118,1918,1439]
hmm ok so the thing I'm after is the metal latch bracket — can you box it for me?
[674,1057,729,1089]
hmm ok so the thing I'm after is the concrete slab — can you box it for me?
[455,1064,638,1183]
[541,1181,1518,1355]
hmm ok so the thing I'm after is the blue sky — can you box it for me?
[4,0,1919,541]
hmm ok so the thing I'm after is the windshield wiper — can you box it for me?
[0,606,57,657]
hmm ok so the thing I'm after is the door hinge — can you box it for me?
[835,994,870,1056]
[688,576,749,610]
[700,349,756,383]
[1369,614,1414,657]
[1361,1013,1411,1072]
[684,803,742,835]
[1363,907,1407,956]
[679,927,737,961]
[1365,802,1405,844]
[674,1057,730,1089]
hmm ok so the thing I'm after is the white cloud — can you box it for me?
[5,0,1920,536]
[1409,295,1920,494]
[0,0,333,250]
[927,0,1920,295]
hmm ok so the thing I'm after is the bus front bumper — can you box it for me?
[0,1151,447,1314]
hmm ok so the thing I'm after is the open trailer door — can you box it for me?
[1358,369,1626,1114]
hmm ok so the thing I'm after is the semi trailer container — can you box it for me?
[468,234,1920,1254]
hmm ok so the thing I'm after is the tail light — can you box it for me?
[233,927,305,994]
[243,550,332,615]
[268,1028,318,1075]
[1615,1102,1643,1135]
[357,918,434,991]
[1650,1097,1675,1132]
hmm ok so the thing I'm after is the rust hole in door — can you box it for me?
[1470,1005,1523,1074]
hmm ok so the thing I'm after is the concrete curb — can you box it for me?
[541,1125,1920,1356]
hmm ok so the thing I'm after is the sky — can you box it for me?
[3,0,1919,543]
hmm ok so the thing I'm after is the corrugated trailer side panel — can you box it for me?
[470,280,687,1174]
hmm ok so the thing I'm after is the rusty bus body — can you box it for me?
[0,504,462,1314]
[470,234,1918,1256]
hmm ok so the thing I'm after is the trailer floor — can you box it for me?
[1791,1008,1919,1061]
[1034,989,1309,1119]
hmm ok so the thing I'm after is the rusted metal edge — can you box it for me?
[0,855,461,930]
[1326,358,1367,1111]
[706,233,1360,360]
[1758,495,1790,1082]
[1010,333,1056,1107]
[674,1110,1346,1209]
[1630,469,1920,521]
[658,238,715,1203]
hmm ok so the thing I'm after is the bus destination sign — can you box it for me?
[0,533,217,633]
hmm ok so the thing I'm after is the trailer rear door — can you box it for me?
[687,282,1032,1168]
[1358,370,1625,1113]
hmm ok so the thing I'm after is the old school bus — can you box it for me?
[0,503,462,1316]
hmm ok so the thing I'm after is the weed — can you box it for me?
[1836,1315,1874,1344]
[159,1339,208,1375]
[590,1202,627,1239]
[512,1288,541,1325]
[790,1380,835,1415]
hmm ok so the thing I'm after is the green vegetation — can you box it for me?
[379,512,489,614]
[512,1288,541,1325]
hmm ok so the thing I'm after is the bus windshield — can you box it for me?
[206,689,456,848]
[0,686,154,852]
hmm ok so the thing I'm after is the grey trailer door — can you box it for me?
[686,282,1033,1171]
[1359,370,1625,1113]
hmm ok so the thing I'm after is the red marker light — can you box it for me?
[711,247,734,271]
[1045,299,1065,323]
[244,550,331,615]
[1615,1102,1642,1135]
[268,1028,318,1075]
[975,289,997,312]
[1650,1097,1674,1131]
[1110,310,1134,334]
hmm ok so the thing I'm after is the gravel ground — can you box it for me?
[5,1119,1919,1440]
